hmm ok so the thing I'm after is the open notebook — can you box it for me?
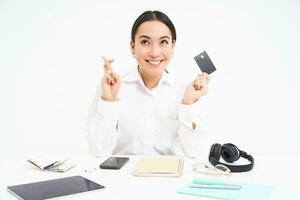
[27,152,75,172]
[133,156,184,177]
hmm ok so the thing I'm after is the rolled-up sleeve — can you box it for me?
[173,100,206,158]
[87,98,120,157]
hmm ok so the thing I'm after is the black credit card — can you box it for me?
[194,51,216,74]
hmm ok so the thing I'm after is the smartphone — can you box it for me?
[99,157,129,170]
[194,51,216,74]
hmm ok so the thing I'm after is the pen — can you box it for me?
[193,179,230,185]
[189,183,241,190]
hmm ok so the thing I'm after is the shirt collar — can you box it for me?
[122,66,175,86]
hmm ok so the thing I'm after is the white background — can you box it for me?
[1,0,299,157]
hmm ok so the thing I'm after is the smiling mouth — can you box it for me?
[145,59,164,65]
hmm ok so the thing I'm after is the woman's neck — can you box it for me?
[138,66,162,90]
[142,75,161,90]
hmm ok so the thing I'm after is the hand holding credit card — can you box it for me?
[194,51,216,74]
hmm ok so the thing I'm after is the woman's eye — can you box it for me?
[160,40,169,45]
[141,40,150,45]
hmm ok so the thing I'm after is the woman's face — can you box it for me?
[131,20,175,78]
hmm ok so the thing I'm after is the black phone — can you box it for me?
[99,157,129,170]
[194,51,216,74]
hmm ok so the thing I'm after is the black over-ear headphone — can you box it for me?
[209,143,254,173]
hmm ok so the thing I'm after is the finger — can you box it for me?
[104,73,113,83]
[193,81,199,90]
[102,56,115,66]
[194,79,205,85]
[204,73,211,82]
[197,75,206,80]
[104,72,117,85]
[101,56,110,65]
[111,72,120,85]
[101,56,115,72]
[199,72,209,77]
[111,73,118,85]
[108,58,115,63]
[195,77,206,83]
[197,73,210,80]
[194,84,203,90]
[101,56,110,73]
[101,56,109,68]
[193,83,202,91]
[194,80,206,91]
[102,56,114,63]
[195,76,209,85]
[194,83,204,90]
[103,66,109,75]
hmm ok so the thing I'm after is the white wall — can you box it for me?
[1,0,299,156]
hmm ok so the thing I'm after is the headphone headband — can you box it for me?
[209,143,254,173]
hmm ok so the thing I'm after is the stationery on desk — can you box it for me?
[27,152,76,172]
[177,177,274,200]
[133,156,183,177]
[189,184,241,190]
[190,179,241,190]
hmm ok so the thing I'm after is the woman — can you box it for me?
[87,10,210,158]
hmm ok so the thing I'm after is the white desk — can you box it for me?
[0,153,299,200]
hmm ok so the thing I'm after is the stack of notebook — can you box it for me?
[133,156,183,177]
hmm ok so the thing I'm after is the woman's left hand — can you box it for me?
[183,73,210,105]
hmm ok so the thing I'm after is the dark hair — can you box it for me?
[131,10,176,42]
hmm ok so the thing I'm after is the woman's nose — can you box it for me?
[148,44,161,58]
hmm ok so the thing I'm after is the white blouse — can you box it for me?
[86,67,206,158]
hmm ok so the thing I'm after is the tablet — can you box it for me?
[7,176,105,200]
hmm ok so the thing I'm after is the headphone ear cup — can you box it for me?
[221,143,240,163]
[209,143,222,162]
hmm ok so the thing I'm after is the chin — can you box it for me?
[145,65,165,76]
[150,69,164,76]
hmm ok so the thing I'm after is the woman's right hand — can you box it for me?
[101,56,121,101]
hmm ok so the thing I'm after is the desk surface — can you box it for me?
[0,153,299,200]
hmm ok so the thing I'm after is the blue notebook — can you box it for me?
[177,178,274,200]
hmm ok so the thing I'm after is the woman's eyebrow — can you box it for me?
[160,36,171,40]
[139,35,150,39]
[138,35,171,40]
